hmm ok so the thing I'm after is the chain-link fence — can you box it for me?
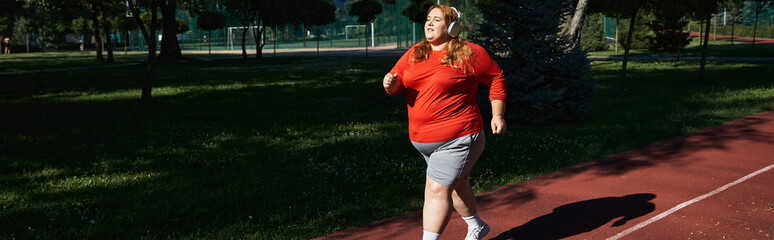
[116,0,484,52]
[8,0,771,53]
[601,1,774,40]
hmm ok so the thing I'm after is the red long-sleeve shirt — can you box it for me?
[389,42,507,143]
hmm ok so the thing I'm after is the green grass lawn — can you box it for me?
[0,51,150,72]
[0,51,265,72]
[587,37,774,58]
[1,56,773,239]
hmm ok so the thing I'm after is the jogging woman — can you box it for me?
[382,4,507,240]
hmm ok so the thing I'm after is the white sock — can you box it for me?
[462,212,484,229]
[422,230,441,240]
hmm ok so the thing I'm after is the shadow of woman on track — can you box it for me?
[490,193,656,240]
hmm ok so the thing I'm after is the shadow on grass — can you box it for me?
[520,61,774,175]
[0,57,382,102]
[568,110,773,177]
[1,56,424,239]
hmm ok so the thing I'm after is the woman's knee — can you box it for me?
[425,177,452,196]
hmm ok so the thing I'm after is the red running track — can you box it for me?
[316,111,774,240]
[689,32,774,45]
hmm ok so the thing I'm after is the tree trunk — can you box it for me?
[261,26,266,59]
[143,30,157,99]
[48,5,60,51]
[615,20,619,54]
[567,0,589,47]
[89,3,104,61]
[317,25,320,58]
[101,4,114,63]
[208,30,212,55]
[619,10,638,98]
[688,19,691,34]
[698,12,711,85]
[253,23,263,60]
[699,20,703,41]
[105,31,114,63]
[142,30,157,99]
[752,12,759,47]
[241,27,248,60]
[560,1,574,36]
[731,18,735,44]
[710,15,718,42]
[129,0,158,100]
[365,24,369,58]
[143,54,156,99]
[158,0,182,60]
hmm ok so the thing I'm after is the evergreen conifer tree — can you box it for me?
[581,13,609,51]
[647,3,691,51]
[616,10,654,49]
[475,0,596,125]
[616,12,654,50]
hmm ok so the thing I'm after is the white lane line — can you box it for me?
[607,163,774,240]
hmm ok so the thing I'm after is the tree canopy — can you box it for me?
[196,10,226,31]
[402,0,434,23]
[350,0,383,24]
[304,0,337,27]
[139,11,189,34]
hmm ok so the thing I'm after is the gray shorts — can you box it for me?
[411,131,486,187]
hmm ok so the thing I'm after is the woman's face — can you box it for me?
[424,8,449,44]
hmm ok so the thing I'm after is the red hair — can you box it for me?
[412,5,473,71]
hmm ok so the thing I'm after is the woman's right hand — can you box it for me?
[383,73,397,89]
[383,73,402,94]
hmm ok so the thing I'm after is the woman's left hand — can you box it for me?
[491,116,506,134]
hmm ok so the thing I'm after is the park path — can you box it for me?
[0,46,405,76]
[3,42,773,75]
[315,110,774,239]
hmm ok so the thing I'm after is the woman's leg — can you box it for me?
[423,175,454,234]
[451,177,477,217]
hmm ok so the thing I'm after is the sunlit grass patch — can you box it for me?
[6,81,317,103]
[43,172,160,192]
[587,38,774,58]
[0,51,148,72]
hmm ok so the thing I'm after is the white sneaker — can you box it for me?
[465,222,490,240]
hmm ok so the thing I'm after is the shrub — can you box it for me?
[581,13,609,52]
[9,44,42,53]
[648,6,692,51]
[616,12,654,50]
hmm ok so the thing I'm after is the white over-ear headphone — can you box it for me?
[447,7,462,38]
